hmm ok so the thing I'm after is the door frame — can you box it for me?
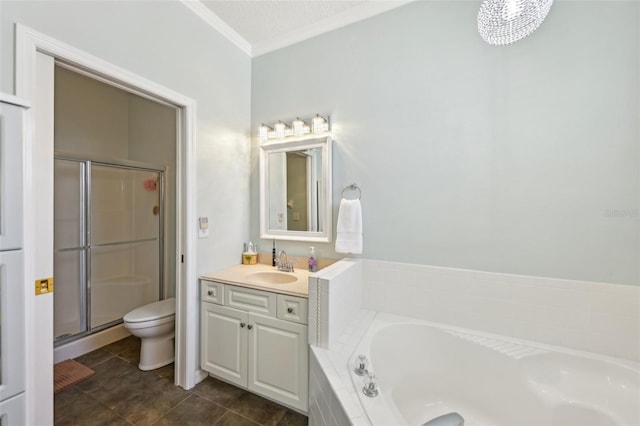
[15,23,200,423]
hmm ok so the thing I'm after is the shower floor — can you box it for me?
[54,336,308,426]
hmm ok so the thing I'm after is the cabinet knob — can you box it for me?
[240,322,246,328]
[287,307,294,314]
[247,324,253,330]
[207,289,214,296]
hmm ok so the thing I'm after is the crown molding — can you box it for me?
[179,0,252,56]
[251,0,415,57]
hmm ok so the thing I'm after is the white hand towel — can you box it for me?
[335,198,363,254]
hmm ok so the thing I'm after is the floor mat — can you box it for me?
[54,359,95,393]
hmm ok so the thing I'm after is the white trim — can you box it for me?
[15,24,200,424]
[0,93,30,108]
[179,0,252,56]
[251,0,415,57]
[22,51,55,426]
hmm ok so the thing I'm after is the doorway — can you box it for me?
[52,64,176,347]
[17,24,199,425]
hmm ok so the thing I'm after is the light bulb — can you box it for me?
[258,124,271,142]
[292,118,308,136]
[312,115,328,134]
[274,121,287,139]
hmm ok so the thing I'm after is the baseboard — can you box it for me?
[192,369,208,388]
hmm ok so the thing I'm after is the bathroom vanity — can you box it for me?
[199,264,310,413]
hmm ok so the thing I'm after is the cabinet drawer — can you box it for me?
[201,280,224,304]
[277,294,308,325]
[226,285,276,316]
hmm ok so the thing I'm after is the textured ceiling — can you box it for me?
[201,1,368,45]
[197,0,414,55]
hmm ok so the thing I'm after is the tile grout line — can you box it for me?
[216,410,263,426]
[191,389,272,425]
[146,392,192,426]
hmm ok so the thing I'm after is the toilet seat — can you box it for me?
[124,298,175,323]
[123,314,175,330]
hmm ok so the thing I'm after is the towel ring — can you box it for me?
[341,183,362,200]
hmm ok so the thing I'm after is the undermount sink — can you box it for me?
[246,271,298,285]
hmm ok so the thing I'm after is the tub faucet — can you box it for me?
[277,250,294,272]
[354,355,368,376]
[421,413,464,426]
[362,372,379,397]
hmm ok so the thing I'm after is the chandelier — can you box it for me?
[478,0,554,46]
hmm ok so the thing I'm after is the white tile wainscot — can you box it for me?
[362,260,640,362]
[309,310,375,426]
[308,258,640,426]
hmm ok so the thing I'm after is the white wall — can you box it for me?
[0,0,252,279]
[251,0,640,286]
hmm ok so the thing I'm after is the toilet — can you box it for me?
[123,297,176,371]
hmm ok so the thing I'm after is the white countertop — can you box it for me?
[200,263,311,298]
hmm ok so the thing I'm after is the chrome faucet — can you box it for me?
[277,250,294,272]
[362,372,379,397]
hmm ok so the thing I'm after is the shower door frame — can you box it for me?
[54,153,166,346]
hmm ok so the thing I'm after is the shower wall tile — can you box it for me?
[311,259,363,350]
[361,259,640,362]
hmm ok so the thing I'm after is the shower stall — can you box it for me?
[54,156,164,345]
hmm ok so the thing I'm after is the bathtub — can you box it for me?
[349,314,640,426]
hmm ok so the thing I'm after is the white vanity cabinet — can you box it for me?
[200,280,309,413]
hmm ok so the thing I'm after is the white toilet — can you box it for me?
[123,297,176,371]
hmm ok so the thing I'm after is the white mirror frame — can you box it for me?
[260,135,332,242]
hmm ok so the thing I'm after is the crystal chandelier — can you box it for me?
[478,0,554,46]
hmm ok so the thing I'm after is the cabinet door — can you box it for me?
[0,392,25,426]
[248,313,309,412]
[200,302,247,387]
[0,251,25,401]
[0,102,24,251]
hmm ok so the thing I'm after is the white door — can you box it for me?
[200,303,247,387]
[248,313,309,412]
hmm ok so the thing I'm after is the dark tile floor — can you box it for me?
[55,336,308,426]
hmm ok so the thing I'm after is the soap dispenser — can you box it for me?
[308,246,317,272]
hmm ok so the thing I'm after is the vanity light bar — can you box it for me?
[259,114,330,142]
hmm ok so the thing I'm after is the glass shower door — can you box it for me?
[54,157,164,344]
[90,165,161,328]
[54,159,86,340]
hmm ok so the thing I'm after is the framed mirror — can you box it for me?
[260,135,332,242]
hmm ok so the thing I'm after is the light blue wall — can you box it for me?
[1,1,252,276]
[251,1,640,285]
